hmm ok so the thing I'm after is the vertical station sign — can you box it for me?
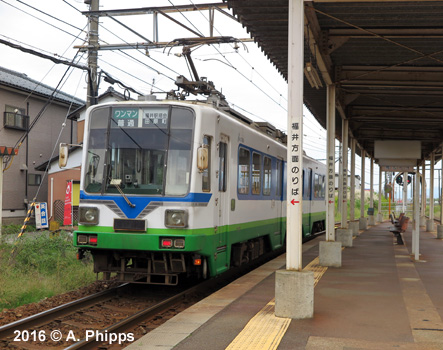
[35,202,48,229]
[287,115,303,270]
[63,180,73,226]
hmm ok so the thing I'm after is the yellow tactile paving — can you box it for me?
[225,255,329,350]
[224,300,291,350]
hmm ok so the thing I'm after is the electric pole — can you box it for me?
[86,0,99,108]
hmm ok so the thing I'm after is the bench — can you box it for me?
[390,212,405,226]
[389,216,409,245]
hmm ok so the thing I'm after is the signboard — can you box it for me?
[63,180,73,226]
[112,108,138,128]
[111,107,169,129]
[35,202,48,229]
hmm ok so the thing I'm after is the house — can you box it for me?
[0,66,83,224]
[35,87,128,223]
[335,173,361,191]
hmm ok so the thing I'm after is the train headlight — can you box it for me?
[165,209,188,228]
[79,206,99,225]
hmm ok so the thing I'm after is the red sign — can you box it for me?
[63,181,73,226]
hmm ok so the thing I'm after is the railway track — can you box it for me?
[0,245,287,350]
[0,282,188,350]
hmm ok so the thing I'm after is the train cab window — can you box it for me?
[238,147,250,194]
[252,152,261,195]
[202,136,211,192]
[263,156,271,196]
[219,142,227,192]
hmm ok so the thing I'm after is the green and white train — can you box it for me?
[74,97,326,285]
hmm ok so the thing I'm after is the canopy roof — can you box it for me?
[226,0,443,163]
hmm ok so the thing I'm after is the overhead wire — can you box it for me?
[61,0,181,93]
[189,0,288,104]
[166,0,287,112]
[0,0,86,39]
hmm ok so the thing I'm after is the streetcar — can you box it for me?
[72,95,326,285]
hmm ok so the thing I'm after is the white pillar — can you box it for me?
[360,150,366,218]
[326,85,336,242]
[430,153,435,220]
[285,0,304,272]
[370,158,374,208]
[275,0,314,320]
[368,158,375,225]
[421,161,426,217]
[349,139,359,235]
[414,168,420,261]
[427,153,435,231]
[319,84,342,267]
[403,172,407,214]
[378,167,383,222]
[359,149,367,229]
[338,144,343,215]
[341,119,349,228]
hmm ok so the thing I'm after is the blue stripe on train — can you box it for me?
[80,191,212,219]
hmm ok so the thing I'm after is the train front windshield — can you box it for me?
[84,105,195,196]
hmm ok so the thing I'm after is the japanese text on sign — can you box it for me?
[328,156,334,201]
[290,122,301,202]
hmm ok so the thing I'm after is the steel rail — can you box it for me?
[64,284,198,350]
[0,284,130,339]
[65,247,290,349]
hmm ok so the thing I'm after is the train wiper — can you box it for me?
[110,179,136,208]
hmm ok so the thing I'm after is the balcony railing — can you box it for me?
[3,111,29,131]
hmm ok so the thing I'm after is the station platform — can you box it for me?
[125,221,443,350]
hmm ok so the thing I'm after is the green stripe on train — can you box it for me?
[75,212,325,277]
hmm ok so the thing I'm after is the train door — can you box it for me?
[276,158,284,241]
[216,134,229,273]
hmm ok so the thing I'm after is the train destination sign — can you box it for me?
[111,107,169,128]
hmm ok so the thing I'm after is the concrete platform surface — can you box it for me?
[125,222,443,350]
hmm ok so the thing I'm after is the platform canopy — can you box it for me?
[226,0,443,163]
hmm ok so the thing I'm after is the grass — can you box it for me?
[0,228,95,310]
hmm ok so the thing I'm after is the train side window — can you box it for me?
[252,152,261,195]
[304,168,312,199]
[202,136,211,192]
[276,159,282,197]
[219,142,227,192]
[314,173,320,198]
[238,147,250,194]
[321,175,326,198]
[302,169,305,198]
[263,156,271,196]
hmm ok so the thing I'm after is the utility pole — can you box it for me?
[86,0,99,108]
[0,156,3,238]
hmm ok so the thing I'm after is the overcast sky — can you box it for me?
[0,0,411,194]
[0,0,332,159]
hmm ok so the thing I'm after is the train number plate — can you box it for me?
[114,219,146,232]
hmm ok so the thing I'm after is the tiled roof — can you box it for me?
[0,66,84,106]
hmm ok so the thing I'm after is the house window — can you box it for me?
[28,174,42,186]
[4,105,28,130]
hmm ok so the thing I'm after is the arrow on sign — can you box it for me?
[291,199,299,205]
